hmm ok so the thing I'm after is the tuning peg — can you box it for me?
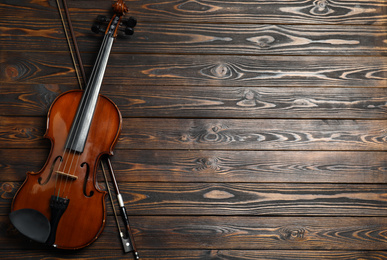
[122,17,137,28]
[124,26,134,35]
[96,15,109,23]
[117,26,134,38]
[91,22,105,34]
[91,15,110,34]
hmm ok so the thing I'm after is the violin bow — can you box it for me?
[55,0,139,258]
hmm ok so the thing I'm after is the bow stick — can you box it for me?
[55,0,139,258]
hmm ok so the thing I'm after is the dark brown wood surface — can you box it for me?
[0,0,386,259]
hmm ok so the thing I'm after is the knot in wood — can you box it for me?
[244,90,256,100]
[279,227,306,241]
[187,124,229,144]
[180,134,191,142]
[293,99,317,108]
[1,182,14,199]
[237,89,258,107]
[13,126,37,139]
[315,0,328,10]
[177,0,220,13]
[247,35,275,48]
[194,157,220,172]
[203,189,234,199]
[211,125,221,133]
[311,0,332,15]
[5,65,19,80]
[212,64,230,79]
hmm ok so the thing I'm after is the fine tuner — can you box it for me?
[92,15,137,36]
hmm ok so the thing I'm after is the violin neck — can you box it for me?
[66,16,120,153]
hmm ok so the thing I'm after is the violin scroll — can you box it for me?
[112,0,128,16]
[91,0,137,37]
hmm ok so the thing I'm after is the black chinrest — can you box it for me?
[9,208,51,243]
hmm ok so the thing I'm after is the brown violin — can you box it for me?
[10,0,136,250]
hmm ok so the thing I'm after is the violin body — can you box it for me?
[11,90,122,249]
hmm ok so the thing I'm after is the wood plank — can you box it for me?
[2,216,387,250]
[0,84,70,117]
[118,119,387,150]
[105,86,387,119]
[104,216,387,250]
[1,0,386,25]
[1,117,385,150]
[1,149,386,183]
[136,250,387,260]
[110,23,387,55]
[2,20,387,55]
[116,183,387,216]
[1,249,387,259]
[3,182,387,216]
[0,116,48,149]
[2,84,387,119]
[124,0,387,25]
[2,53,387,87]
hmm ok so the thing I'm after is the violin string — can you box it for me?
[52,0,96,198]
[49,1,139,253]
[59,0,89,196]
[54,0,118,200]
[63,15,121,197]
[57,8,118,198]
[62,32,112,197]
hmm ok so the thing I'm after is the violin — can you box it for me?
[9,0,137,252]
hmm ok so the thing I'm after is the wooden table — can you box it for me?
[1,0,386,258]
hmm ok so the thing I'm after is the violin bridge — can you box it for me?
[56,171,78,180]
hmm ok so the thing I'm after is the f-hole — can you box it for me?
[38,156,62,185]
[81,162,94,197]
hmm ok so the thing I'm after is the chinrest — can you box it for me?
[9,208,51,243]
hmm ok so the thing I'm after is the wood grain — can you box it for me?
[138,250,387,260]
[112,23,387,55]
[1,149,386,183]
[2,20,387,55]
[2,53,387,87]
[2,84,387,119]
[1,0,386,257]
[112,216,387,250]
[2,216,387,250]
[1,250,387,259]
[3,181,387,216]
[2,0,386,25]
[1,249,387,260]
[118,119,387,150]
[1,117,386,150]
[129,0,387,25]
